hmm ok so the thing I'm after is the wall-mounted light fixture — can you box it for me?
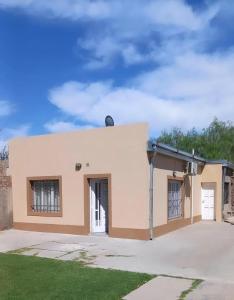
[75,163,82,171]
[173,171,177,177]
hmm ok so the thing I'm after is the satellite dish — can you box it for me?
[105,115,114,127]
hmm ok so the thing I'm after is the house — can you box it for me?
[8,123,234,240]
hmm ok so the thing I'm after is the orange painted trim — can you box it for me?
[154,215,201,237]
[0,225,6,231]
[193,215,202,223]
[13,222,88,235]
[13,222,150,240]
[167,176,184,181]
[109,227,150,240]
[27,176,63,217]
[13,217,202,239]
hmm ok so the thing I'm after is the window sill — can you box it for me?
[27,212,63,217]
[168,216,184,222]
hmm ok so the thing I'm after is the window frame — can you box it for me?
[27,176,63,217]
[167,176,184,221]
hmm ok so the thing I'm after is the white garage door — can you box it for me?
[201,187,215,220]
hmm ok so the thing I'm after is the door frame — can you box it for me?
[201,182,216,220]
[84,174,112,235]
[89,178,108,233]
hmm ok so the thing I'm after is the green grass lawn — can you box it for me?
[0,253,153,300]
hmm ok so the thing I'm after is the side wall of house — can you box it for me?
[231,176,234,210]
[9,123,150,239]
[153,154,202,237]
[0,160,12,230]
[201,164,223,222]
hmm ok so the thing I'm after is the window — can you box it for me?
[168,180,183,220]
[224,182,229,205]
[27,177,62,216]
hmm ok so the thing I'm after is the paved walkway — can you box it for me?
[1,222,234,299]
[123,277,234,300]
[186,280,234,300]
[1,222,234,282]
[123,276,193,300]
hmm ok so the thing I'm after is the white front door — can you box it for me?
[90,179,108,233]
[201,187,215,220]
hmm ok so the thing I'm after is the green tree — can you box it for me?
[157,118,234,162]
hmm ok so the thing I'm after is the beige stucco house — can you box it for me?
[8,123,234,240]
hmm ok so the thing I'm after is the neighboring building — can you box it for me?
[0,160,12,230]
[8,123,234,240]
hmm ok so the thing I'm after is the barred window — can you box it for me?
[28,177,62,216]
[168,180,182,220]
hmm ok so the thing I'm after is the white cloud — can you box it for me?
[2,0,233,133]
[76,0,218,68]
[145,0,203,31]
[48,50,234,134]
[45,121,77,133]
[44,120,93,133]
[0,0,207,28]
[0,0,111,20]
[0,125,30,150]
[49,81,112,117]
[0,100,12,117]
[78,36,120,69]
[0,0,219,68]
[122,45,148,65]
[135,51,234,100]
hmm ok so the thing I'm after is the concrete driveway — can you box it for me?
[1,221,234,282]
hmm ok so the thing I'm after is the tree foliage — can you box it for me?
[157,118,234,162]
[0,146,8,160]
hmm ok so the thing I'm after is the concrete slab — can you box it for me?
[59,250,97,263]
[36,249,66,259]
[123,276,193,300]
[58,250,83,261]
[0,229,66,252]
[21,249,41,256]
[31,241,83,252]
[1,222,234,283]
[186,280,234,300]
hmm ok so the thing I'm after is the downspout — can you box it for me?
[191,149,194,224]
[149,149,157,240]
[222,166,227,221]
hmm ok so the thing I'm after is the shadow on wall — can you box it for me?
[154,154,185,172]
[184,175,191,198]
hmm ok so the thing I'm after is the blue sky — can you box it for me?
[0,0,234,146]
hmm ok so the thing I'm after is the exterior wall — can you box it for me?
[153,154,202,236]
[201,164,223,222]
[153,154,186,227]
[0,160,12,230]
[231,177,234,210]
[9,123,150,239]
[8,121,227,239]
[223,171,232,217]
[192,167,202,218]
